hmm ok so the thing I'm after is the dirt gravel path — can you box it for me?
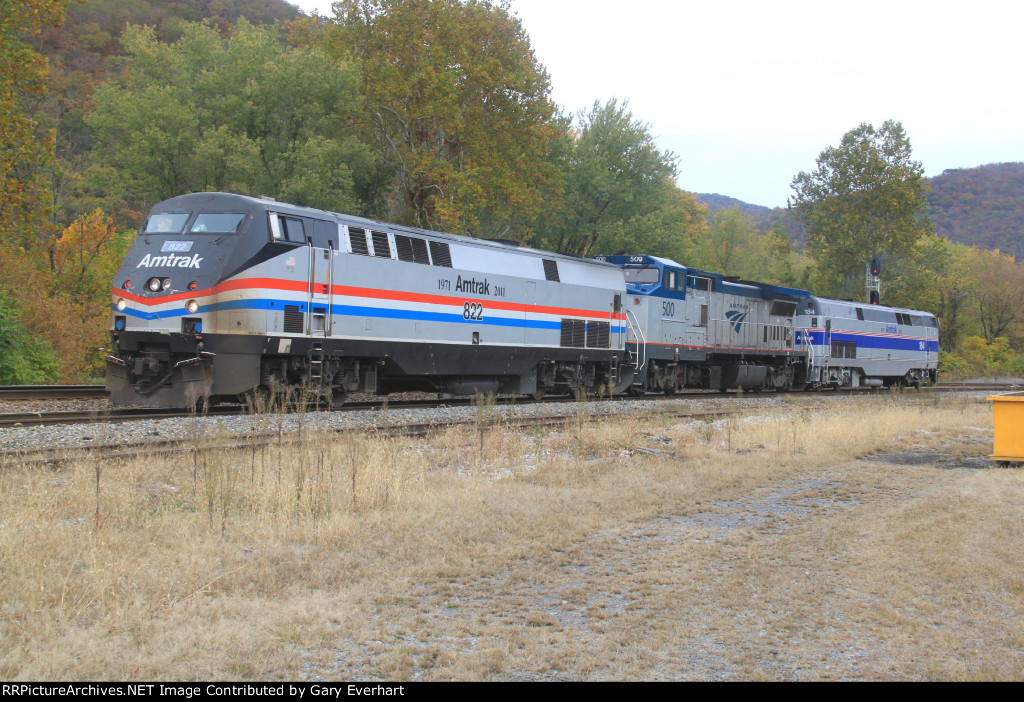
[299,414,1023,681]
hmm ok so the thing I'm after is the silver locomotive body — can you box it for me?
[107,193,631,407]
[794,297,939,388]
[596,255,938,393]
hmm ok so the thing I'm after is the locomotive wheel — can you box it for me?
[241,385,269,405]
[530,387,546,401]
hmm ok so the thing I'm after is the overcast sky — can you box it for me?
[293,0,1024,208]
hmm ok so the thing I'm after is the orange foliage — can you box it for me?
[1,209,130,382]
[53,208,120,293]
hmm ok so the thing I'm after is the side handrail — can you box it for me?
[624,308,646,371]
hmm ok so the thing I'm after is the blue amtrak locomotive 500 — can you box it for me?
[106,193,937,407]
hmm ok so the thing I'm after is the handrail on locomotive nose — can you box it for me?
[624,309,646,370]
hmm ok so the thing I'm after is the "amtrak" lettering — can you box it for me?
[455,275,489,295]
[136,253,203,269]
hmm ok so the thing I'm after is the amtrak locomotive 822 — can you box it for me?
[106,192,632,407]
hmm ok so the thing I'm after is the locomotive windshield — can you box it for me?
[142,212,246,235]
[143,213,189,234]
[623,267,660,284]
[189,213,245,233]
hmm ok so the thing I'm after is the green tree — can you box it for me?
[969,248,1024,344]
[87,19,374,214]
[0,0,67,249]
[691,205,754,275]
[734,221,811,288]
[532,99,687,257]
[0,290,60,384]
[789,120,934,299]
[916,237,977,350]
[318,0,557,237]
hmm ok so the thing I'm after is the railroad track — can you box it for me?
[0,384,108,400]
[1,403,742,468]
[0,380,1007,430]
[0,392,621,429]
[0,380,1004,467]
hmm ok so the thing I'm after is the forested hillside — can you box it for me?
[700,162,1024,259]
[3,0,1023,384]
[927,163,1024,259]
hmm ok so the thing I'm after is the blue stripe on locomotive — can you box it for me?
[796,330,939,353]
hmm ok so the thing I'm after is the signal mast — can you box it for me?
[866,258,881,305]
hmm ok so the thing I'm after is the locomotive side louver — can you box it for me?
[560,319,586,348]
[587,321,610,349]
[283,305,304,334]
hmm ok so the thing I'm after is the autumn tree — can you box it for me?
[52,208,133,298]
[88,19,374,215]
[533,99,691,257]
[0,0,66,248]
[789,120,934,299]
[318,0,557,237]
[969,248,1024,345]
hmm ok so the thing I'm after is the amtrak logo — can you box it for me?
[136,253,203,269]
[725,310,748,333]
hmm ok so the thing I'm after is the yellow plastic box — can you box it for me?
[988,391,1024,462]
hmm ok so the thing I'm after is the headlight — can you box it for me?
[116,298,126,311]
[147,277,162,292]
[161,278,172,290]
[185,300,199,313]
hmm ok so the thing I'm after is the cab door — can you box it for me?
[308,242,333,336]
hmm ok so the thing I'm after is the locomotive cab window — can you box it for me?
[623,267,659,284]
[663,269,684,292]
[144,213,189,234]
[687,275,713,292]
[281,217,305,243]
[189,213,245,233]
[269,214,306,243]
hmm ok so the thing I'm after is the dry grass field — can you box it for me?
[1,393,1021,681]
